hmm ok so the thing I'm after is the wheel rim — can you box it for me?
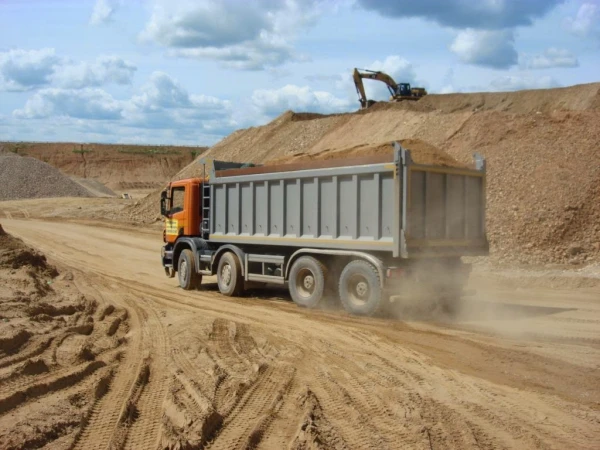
[221,263,232,287]
[296,268,316,298]
[179,259,188,284]
[346,274,370,306]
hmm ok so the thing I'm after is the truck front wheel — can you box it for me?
[339,260,382,316]
[289,256,327,308]
[178,249,201,290]
[217,252,244,297]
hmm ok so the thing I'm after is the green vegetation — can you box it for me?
[5,142,32,154]
[117,146,180,156]
[72,146,93,155]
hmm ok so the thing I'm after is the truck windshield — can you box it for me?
[170,187,185,215]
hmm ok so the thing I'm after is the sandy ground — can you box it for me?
[0,217,598,449]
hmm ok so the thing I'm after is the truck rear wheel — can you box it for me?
[438,293,463,316]
[289,256,327,308]
[339,260,382,316]
[217,252,243,297]
[178,249,201,290]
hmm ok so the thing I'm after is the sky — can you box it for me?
[0,0,599,146]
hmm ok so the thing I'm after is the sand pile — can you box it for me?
[197,111,348,167]
[0,230,129,449]
[443,110,600,265]
[0,153,91,201]
[129,82,600,264]
[266,139,467,168]
[361,81,600,115]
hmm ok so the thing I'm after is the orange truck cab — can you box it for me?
[161,178,203,245]
[160,178,206,279]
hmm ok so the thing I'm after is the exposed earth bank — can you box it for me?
[0,142,207,193]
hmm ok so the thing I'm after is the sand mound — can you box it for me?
[0,230,129,448]
[267,139,467,168]
[360,82,600,115]
[197,110,348,168]
[443,110,600,264]
[130,82,600,264]
[0,153,91,201]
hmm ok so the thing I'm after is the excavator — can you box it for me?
[353,68,427,109]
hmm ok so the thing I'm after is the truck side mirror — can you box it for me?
[160,191,168,216]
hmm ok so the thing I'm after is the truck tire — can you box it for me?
[339,260,382,316]
[439,293,462,316]
[289,256,327,308]
[178,249,201,290]
[217,252,243,296]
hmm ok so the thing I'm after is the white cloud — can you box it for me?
[12,71,234,140]
[437,68,463,94]
[251,85,350,117]
[0,50,137,91]
[90,0,120,26]
[565,2,600,38]
[0,48,61,91]
[124,72,232,128]
[169,39,297,71]
[450,29,517,68]
[0,114,226,146]
[51,56,136,88]
[13,88,123,120]
[304,74,343,82]
[520,48,579,69]
[488,75,560,92]
[139,0,321,70]
[357,0,564,29]
[128,71,230,114]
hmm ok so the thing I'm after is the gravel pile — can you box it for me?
[444,110,600,265]
[0,153,91,200]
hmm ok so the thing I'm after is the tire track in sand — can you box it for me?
[122,303,169,450]
[207,364,296,450]
[70,284,144,450]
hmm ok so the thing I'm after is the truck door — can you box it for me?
[165,185,186,243]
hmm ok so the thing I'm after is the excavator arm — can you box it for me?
[352,68,369,109]
[365,71,399,96]
[353,68,400,108]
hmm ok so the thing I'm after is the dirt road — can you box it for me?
[2,218,599,449]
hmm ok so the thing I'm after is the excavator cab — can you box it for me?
[397,83,412,97]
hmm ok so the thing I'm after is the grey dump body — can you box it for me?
[200,142,488,259]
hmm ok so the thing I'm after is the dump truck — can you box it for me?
[160,142,488,316]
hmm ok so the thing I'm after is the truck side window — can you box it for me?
[170,187,185,215]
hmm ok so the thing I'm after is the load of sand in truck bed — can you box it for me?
[265,139,467,168]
